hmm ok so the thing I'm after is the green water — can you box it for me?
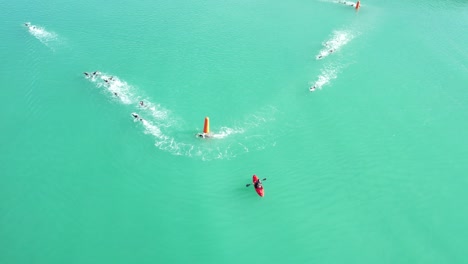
[1,0,467,263]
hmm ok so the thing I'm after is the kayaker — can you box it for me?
[254,178,263,189]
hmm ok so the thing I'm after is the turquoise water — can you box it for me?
[1,0,467,263]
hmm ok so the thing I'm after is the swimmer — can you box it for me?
[24,22,31,27]
[317,55,323,59]
[113,92,118,97]
[324,40,337,48]
[92,71,100,76]
[339,0,354,6]
[83,72,90,77]
[131,113,143,121]
[139,101,144,107]
[104,77,114,84]
[310,85,316,92]
[196,133,211,138]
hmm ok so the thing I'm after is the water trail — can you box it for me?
[320,0,358,8]
[211,127,245,139]
[24,22,59,51]
[316,30,354,60]
[334,0,358,7]
[137,100,174,128]
[311,26,360,91]
[85,72,134,104]
[84,72,277,160]
[309,65,339,92]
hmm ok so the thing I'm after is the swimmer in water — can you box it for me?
[83,72,90,77]
[92,71,100,76]
[196,133,211,138]
[339,0,354,6]
[139,101,145,107]
[24,22,31,27]
[310,85,316,92]
[113,92,118,97]
[131,113,143,121]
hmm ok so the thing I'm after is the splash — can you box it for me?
[24,22,59,50]
[316,30,354,60]
[210,127,245,139]
[310,66,338,91]
[335,0,357,7]
[320,0,358,7]
[84,72,277,160]
[85,72,135,104]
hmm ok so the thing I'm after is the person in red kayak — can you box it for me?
[254,178,263,189]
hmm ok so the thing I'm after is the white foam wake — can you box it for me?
[316,30,354,60]
[24,22,59,50]
[335,0,357,7]
[84,72,277,160]
[210,127,245,139]
[85,72,135,104]
[310,66,338,92]
[320,0,357,7]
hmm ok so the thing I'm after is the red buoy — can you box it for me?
[355,1,360,10]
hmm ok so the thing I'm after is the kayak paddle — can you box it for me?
[245,178,267,187]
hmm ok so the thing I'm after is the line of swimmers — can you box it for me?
[83,71,116,84]
[82,71,205,137]
[312,7,356,91]
[83,71,119,95]
[83,72,149,106]
[338,0,360,8]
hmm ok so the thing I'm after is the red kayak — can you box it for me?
[253,175,264,197]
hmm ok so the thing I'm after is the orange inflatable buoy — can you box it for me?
[203,117,210,134]
[355,0,360,10]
